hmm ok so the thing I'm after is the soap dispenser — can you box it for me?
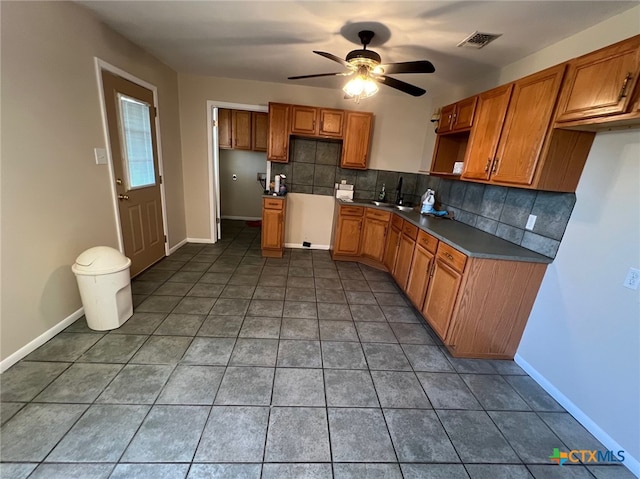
[378,184,386,202]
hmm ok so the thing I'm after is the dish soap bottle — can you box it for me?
[378,184,386,202]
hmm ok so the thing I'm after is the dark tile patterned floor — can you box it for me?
[0,220,634,479]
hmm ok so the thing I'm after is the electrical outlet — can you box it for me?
[525,214,537,230]
[623,267,640,290]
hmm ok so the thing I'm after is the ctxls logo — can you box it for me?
[550,448,625,466]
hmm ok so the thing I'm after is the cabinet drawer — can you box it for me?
[366,208,391,221]
[402,222,418,240]
[417,230,438,254]
[391,214,403,230]
[340,205,364,216]
[263,198,284,210]
[437,243,467,273]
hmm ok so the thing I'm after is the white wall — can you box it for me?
[518,130,640,468]
[0,2,186,364]
[219,150,266,219]
[480,7,640,473]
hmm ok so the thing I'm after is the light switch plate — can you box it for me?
[94,148,107,165]
[623,267,640,290]
[526,214,537,230]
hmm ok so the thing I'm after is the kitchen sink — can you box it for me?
[394,205,415,212]
[369,201,394,207]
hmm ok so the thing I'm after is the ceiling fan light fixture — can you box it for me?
[343,74,379,101]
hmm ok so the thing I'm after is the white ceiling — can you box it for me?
[78,1,638,95]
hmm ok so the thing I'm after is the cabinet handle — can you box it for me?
[484,158,492,172]
[618,73,632,102]
[444,252,454,261]
[491,158,499,174]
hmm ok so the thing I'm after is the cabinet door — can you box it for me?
[218,108,233,149]
[462,85,512,181]
[361,217,388,262]
[291,105,318,135]
[422,259,462,339]
[341,111,373,169]
[267,103,291,162]
[252,112,268,151]
[383,225,401,272]
[556,36,640,122]
[452,96,478,131]
[334,215,362,255]
[261,208,283,250]
[438,103,455,133]
[405,245,434,310]
[319,109,345,137]
[392,234,415,291]
[232,110,252,150]
[491,64,565,186]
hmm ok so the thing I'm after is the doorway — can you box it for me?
[101,69,166,276]
[207,101,271,243]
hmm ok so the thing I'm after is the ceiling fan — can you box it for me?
[288,30,435,99]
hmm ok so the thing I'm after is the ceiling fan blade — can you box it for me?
[375,75,426,97]
[313,51,349,67]
[288,72,350,80]
[378,60,435,74]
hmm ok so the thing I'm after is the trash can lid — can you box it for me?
[72,246,131,275]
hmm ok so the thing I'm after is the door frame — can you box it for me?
[94,58,169,257]
[206,100,268,242]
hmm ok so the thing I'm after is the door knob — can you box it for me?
[118,194,129,200]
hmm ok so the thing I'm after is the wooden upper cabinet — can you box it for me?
[462,85,513,181]
[438,96,478,133]
[252,112,268,151]
[267,103,291,162]
[319,109,344,137]
[491,64,565,186]
[341,111,373,169]
[218,108,233,149]
[291,105,318,135]
[555,35,640,122]
[462,64,565,187]
[232,110,252,150]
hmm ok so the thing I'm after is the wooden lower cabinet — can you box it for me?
[422,257,462,339]
[405,231,437,310]
[361,209,391,262]
[331,205,364,258]
[392,222,418,290]
[261,197,286,257]
[330,207,548,359]
[382,222,401,271]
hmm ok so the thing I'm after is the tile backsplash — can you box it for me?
[271,138,575,258]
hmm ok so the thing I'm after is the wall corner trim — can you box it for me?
[168,238,188,255]
[514,353,639,477]
[0,308,84,373]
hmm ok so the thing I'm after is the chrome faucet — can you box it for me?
[395,176,404,205]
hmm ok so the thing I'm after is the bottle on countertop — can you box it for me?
[378,183,386,201]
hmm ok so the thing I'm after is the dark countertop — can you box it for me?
[338,199,553,264]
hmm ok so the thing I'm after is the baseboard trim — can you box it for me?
[1,307,84,373]
[186,237,215,244]
[168,238,188,255]
[221,215,261,221]
[285,243,330,250]
[514,354,639,477]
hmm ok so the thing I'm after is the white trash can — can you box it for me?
[72,246,133,331]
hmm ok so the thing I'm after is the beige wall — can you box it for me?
[284,194,336,248]
[178,74,436,240]
[476,7,640,470]
[219,150,266,219]
[0,1,186,361]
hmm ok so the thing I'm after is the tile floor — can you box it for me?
[0,220,634,479]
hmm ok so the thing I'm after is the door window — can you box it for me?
[118,93,156,189]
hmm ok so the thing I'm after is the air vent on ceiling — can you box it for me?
[457,31,502,49]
